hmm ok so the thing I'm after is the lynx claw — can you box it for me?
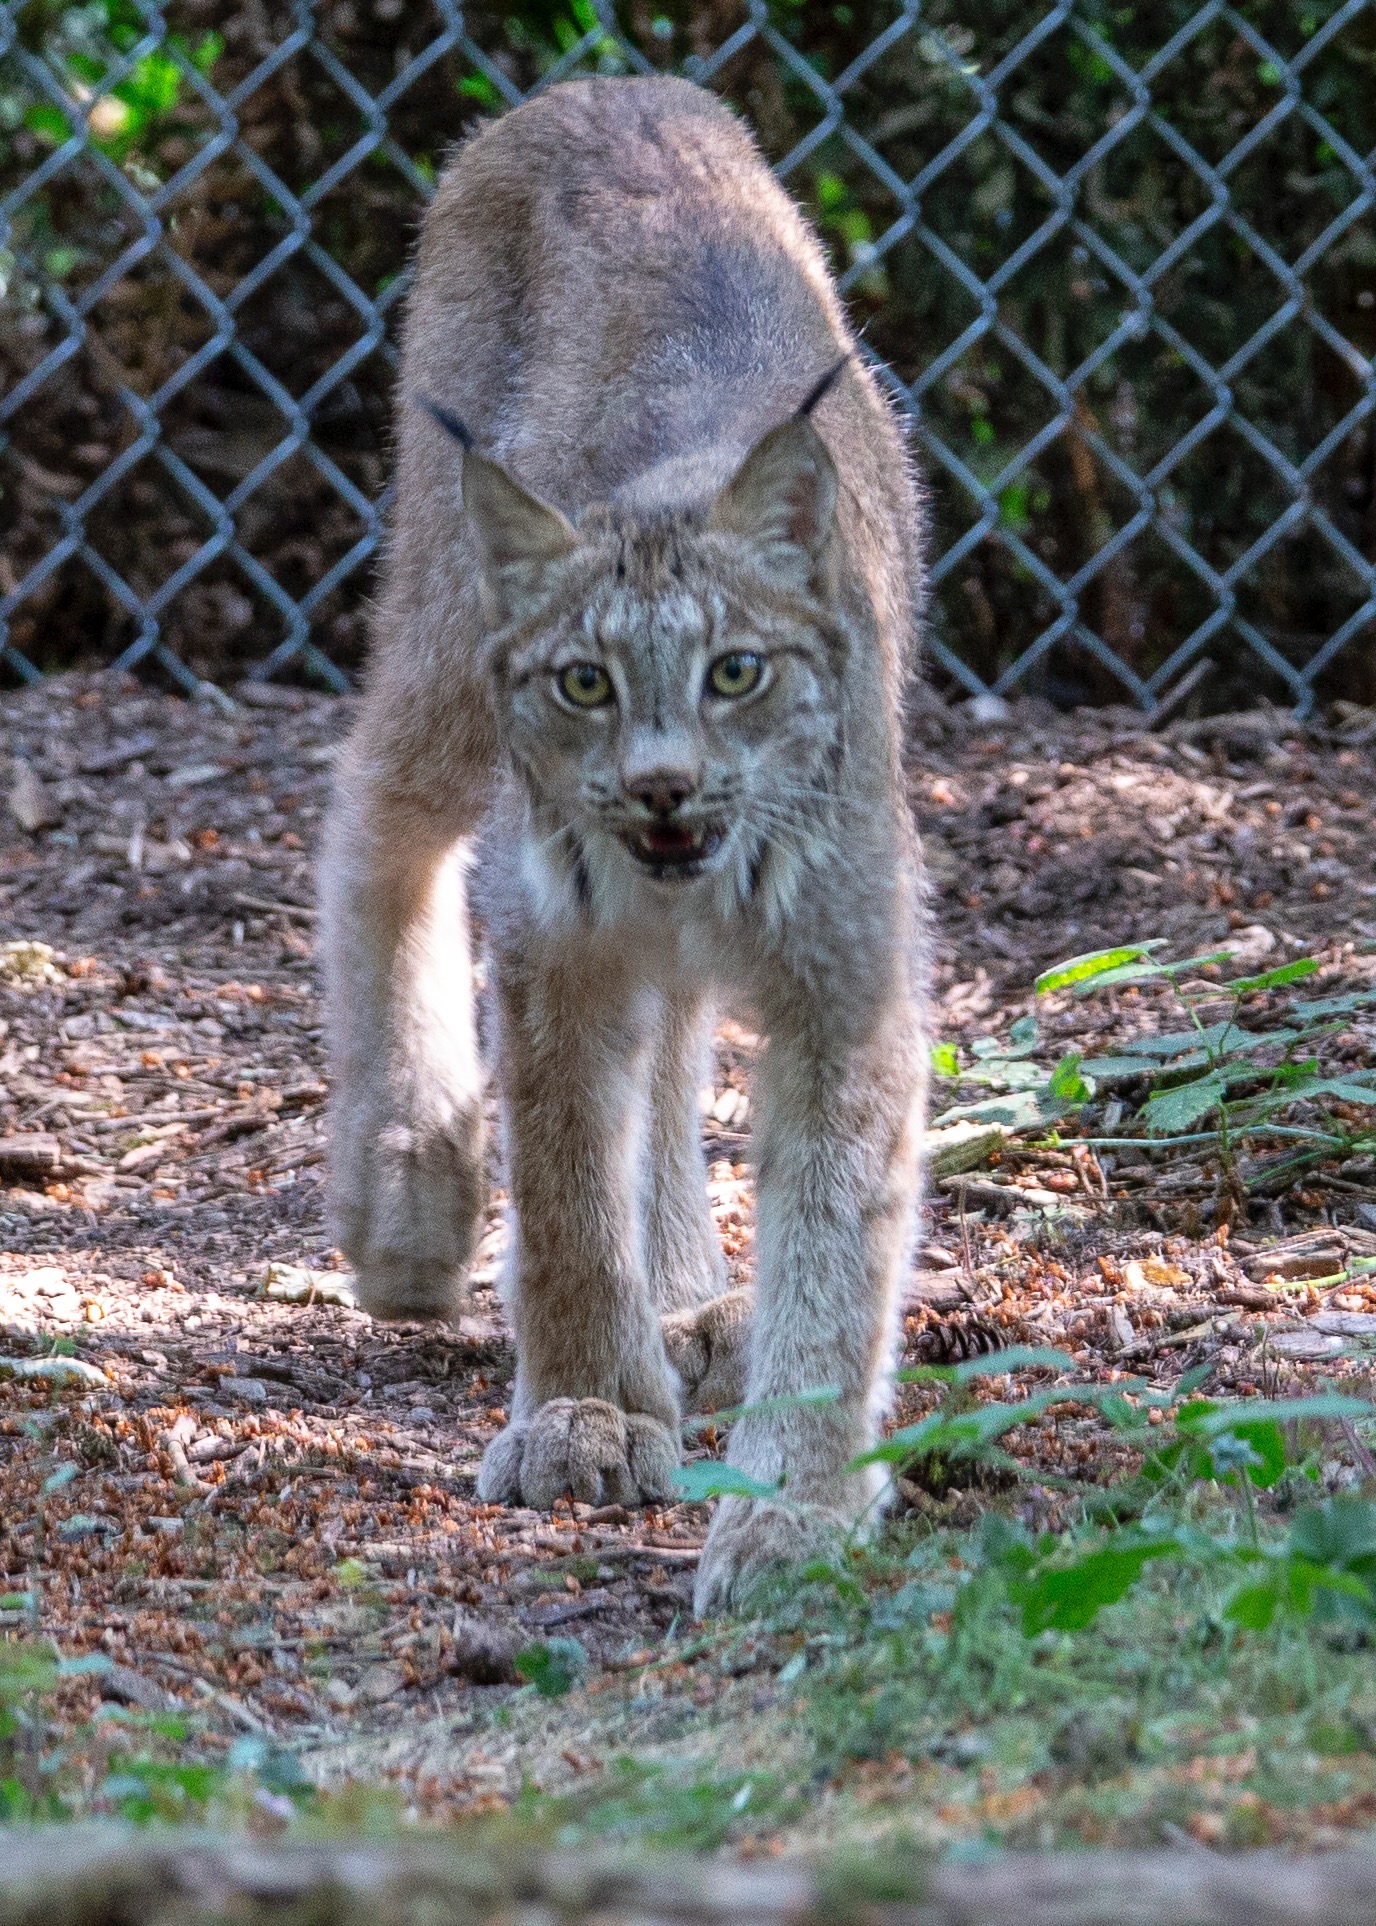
[661,1288,752,1414]
[693,1495,841,1617]
[476,1398,680,1509]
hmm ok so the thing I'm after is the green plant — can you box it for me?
[515,1637,589,1698]
[852,1339,1376,1643]
[932,943,1376,1206]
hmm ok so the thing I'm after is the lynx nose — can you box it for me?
[621,747,700,817]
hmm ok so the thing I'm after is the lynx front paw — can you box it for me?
[693,1495,842,1617]
[476,1398,680,1509]
[333,1115,484,1320]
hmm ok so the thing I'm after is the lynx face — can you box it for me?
[452,415,847,913]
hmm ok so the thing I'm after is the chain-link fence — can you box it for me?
[3,1,1374,713]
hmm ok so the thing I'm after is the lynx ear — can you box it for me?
[461,451,577,580]
[419,397,576,616]
[708,416,838,585]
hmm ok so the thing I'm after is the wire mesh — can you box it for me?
[2,1,1374,713]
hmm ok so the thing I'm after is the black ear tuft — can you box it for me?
[795,355,850,420]
[417,394,474,450]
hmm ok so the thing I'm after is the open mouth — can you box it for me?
[624,823,724,878]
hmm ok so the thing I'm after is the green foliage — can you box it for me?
[1009,1536,1181,1635]
[849,1344,1376,1645]
[509,1756,793,1852]
[515,1637,589,1698]
[0,1638,322,1825]
[672,1463,781,1501]
[937,942,1376,1198]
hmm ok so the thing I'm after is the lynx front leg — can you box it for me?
[477,949,681,1510]
[694,998,926,1615]
[320,782,486,1320]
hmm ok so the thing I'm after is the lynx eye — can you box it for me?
[558,662,613,709]
[707,650,763,699]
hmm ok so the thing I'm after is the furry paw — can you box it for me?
[661,1288,752,1413]
[333,1115,484,1321]
[476,1398,680,1509]
[693,1495,841,1617]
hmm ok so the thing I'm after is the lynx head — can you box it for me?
[425,389,850,915]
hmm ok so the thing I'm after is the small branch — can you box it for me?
[231,892,317,923]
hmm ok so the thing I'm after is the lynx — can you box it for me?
[320,75,928,1613]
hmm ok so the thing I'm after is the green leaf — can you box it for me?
[685,1385,841,1430]
[1079,1055,1168,1079]
[1109,1023,1238,1059]
[191,30,224,71]
[854,1390,1064,1467]
[1186,1394,1373,1434]
[958,1059,1047,1091]
[951,1346,1076,1382]
[1174,1363,1216,1399]
[1047,1053,1092,1105]
[1224,1572,1286,1631]
[1225,1556,1374,1631]
[930,1092,1045,1129]
[1035,945,1163,996]
[671,1463,781,1501]
[1227,958,1321,994]
[1291,991,1376,1021]
[23,103,73,144]
[1012,1537,1180,1635]
[1143,1071,1229,1133]
[42,1462,78,1496]
[977,1513,1037,1571]
[1159,950,1237,976]
[56,1653,111,1677]
[515,1637,587,1698]
[458,70,503,108]
[1209,1421,1287,1489]
[1288,1497,1376,1584]
[930,1041,960,1078]
[1264,1075,1376,1108]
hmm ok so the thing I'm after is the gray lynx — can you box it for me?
[320,75,928,1613]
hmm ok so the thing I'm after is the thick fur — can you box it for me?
[319,76,929,1614]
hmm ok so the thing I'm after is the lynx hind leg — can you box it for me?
[662,1288,753,1415]
[643,994,728,1315]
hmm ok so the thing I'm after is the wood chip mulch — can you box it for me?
[2,671,1375,1818]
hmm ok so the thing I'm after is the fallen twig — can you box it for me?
[232,892,317,923]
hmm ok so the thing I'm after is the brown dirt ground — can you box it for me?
[3,672,1376,1837]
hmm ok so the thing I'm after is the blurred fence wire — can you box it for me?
[2,1,1374,713]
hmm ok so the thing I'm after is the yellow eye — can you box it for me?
[558,662,612,708]
[707,651,763,699]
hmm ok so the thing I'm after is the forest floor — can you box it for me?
[3,672,1376,1854]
